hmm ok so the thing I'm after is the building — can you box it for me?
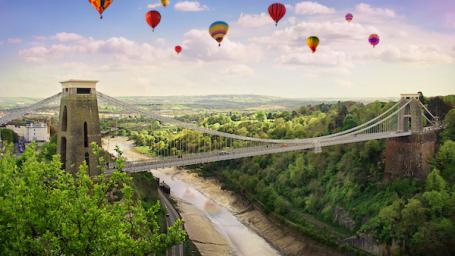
[5,122,50,142]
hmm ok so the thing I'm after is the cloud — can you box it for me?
[355,3,395,17]
[222,64,255,76]
[294,1,335,15]
[182,29,263,62]
[7,38,22,44]
[19,34,169,63]
[174,1,208,12]
[237,13,272,28]
[54,32,84,42]
[147,3,162,9]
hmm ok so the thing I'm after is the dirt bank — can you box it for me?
[164,168,343,256]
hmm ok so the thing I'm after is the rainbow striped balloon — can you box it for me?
[209,21,229,47]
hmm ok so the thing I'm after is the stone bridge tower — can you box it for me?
[397,93,423,133]
[385,92,436,180]
[57,80,101,176]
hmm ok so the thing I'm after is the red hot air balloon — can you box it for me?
[175,45,182,54]
[345,13,353,23]
[145,10,161,32]
[268,3,286,26]
[368,34,380,48]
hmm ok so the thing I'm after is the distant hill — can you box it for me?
[0,95,399,113]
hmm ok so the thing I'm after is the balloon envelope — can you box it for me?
[161,0,170,7]
[146,10,161,31]
[209,21,229,46]
[345,13,353,23]
[268,3,286,26]
[88,0,113,19]
[368,34,380,47]
[306,36,320,53]
[175,45,182,54]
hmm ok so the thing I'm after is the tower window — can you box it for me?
[61,106,68,132]
[84,122,89,148]
[77,88,91,94]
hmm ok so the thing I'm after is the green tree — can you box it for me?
[0,144,186,255]
[441,109,455,141]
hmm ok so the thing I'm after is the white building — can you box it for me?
[6,122,50,142]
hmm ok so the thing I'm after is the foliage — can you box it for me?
[0,128,18,143]
[0,144,186,255]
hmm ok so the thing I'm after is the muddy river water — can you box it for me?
[152,170,281,256]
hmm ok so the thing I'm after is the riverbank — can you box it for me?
[160,168,343,256]
[102,137,232,256]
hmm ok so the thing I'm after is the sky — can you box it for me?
[0,0,454,98]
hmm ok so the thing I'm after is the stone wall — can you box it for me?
[384,132,438,180]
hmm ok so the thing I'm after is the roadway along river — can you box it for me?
[103,137,281,256]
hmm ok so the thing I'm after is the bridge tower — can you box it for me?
[57,80,101,176]
[397,93,423,133]
[385,92,435,180]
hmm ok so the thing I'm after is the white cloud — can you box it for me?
[222,64,255,76]
[182,29,263,62]
[54,32,84,42]
[19,34,169,63]
[294,1,335,15]
[237,13,272,28]
[7,38,22,44]
[147,3,162,9]
[355,3,395,17]
[174,1,208,12]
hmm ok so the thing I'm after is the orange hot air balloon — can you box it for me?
[145,10,161,32]
[175,45,182,54]
[306,36,320,53]
[161,0,170,7]
[88,0,113,19]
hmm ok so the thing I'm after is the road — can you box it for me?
[158,189,184,256]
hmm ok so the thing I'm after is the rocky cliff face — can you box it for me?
[384,132,438,180]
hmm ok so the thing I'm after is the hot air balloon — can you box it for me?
[88,0,113,19]
[268,3,286,26]
[161,0,170,7]
[175,45,182,54]
[209,21,229,47]
[368,34,380,48]
[345,13,353,23]
[307,36,320,53]
[145,10,161,32]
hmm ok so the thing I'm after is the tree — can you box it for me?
[434,140,455,182]
[441,109,455,142]
[0,144,186,255]
[427,96,451,120]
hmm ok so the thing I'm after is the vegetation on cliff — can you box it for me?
[0,143,186,255]
[125,96,455,255]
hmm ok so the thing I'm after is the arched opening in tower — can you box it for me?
[84,122,88,148]
[60,136,67,169]
[62,106,68,132]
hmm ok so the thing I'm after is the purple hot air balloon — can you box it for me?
[368,34,380,48]
[345,13,353,23]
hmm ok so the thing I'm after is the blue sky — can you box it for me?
[0,1,454,98]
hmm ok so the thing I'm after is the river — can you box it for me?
[103,137,281,256]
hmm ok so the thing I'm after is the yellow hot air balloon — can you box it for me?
[161,0,170,7]
[306,36,320,53]
[88,0,113,19]
[209,21,229,47]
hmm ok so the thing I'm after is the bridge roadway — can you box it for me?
[111,131,412,174]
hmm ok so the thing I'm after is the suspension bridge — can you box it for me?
[0,84,441,174]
